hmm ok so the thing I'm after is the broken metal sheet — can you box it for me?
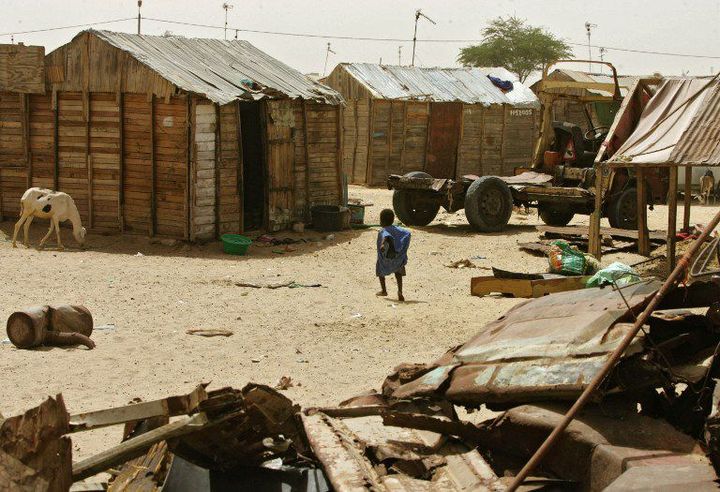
[499,171,554,186]
[390,282,662,404]
[69,384,208,432]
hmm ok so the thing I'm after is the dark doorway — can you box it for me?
[239,102,266,230]
[425,102,463,179]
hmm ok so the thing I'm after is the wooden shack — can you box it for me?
[325,63,539,186]
[0,30,345,240]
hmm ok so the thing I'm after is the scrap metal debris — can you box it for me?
[185,329,234,338]
[6,305,95,350]
[444,258,491,269]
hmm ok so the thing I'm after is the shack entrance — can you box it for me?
[239,102,266,230]
[425,102,462,178]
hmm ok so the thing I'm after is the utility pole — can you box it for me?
[411,9,436,67]
[223,3,234,40]
[137,0,142,35]
[599,47,606,74]
[585,21,597,72]
[398,46,402,65]
[323,42,336,76]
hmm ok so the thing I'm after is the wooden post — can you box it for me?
[23,94,31,189]
[118,93,125,232]
[365,99,375,185]
[454,104,465,179]
[301,101,311,218]
[150,95,156,237]
[636,167,650,256]
[85,92,93,229]
[186,96,193,241]
[335,105,344,203]
[385,102,393,180]
[500,105,508,174]
[588,164,604,259]
[214,102,221,240]
[479,107,485,175]
[423,102,431,174]
[351,99,360,181]
[235,102,244,232]
[667,166,678,274]
[53,95,59,191]
[683,165,692,230]
[399,102,408,174]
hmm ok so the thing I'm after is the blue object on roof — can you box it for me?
[487,75,514,92]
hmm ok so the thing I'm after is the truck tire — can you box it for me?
[607,187,638,229]
[538,202,575,227]
[392,171,440,226]
[464,176,513,232]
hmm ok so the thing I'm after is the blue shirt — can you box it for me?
[376,225,411,276]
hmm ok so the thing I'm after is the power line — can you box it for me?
[0,17,135,38]
[144,17,720,60]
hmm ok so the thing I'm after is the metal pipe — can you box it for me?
[507,206,720,491]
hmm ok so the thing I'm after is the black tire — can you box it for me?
[392,171,440,226]
[464,176,513,232]
[538,202,575,227]
[607,187,638,229]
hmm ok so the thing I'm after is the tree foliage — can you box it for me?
[458,16,572,83]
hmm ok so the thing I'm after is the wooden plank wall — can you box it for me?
[401,102,429,175]
[56,92,89,223]
[0,44,45,94]
[153,96,188,238]
[0,91,25,217]
[340,99,370,184]
[29,94,54,189]
[368,100,391,186]
[305,102,341,206]
[293,100,308,218]
[88,93,120,231]
[503,107,536,174]
[217,102,241,235]
[192,101,216,239]
[122,94,152,234]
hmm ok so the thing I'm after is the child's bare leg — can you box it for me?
[395,272,404,302]
[377,276,388,296]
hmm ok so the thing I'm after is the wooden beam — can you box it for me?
[479,106,485,175]
[72,412,209,481]
[471,275,590,298]
[683,165,692,230]
[365,99,375,185]
[588,164,605,259]
[423,102,431,174]
[351,99,360,181]
[399,101,408,174]
[85,92,93,229]
[636,167,650,256]
[236,101,244,232]
[499,104,507,175]
[667,166,678,274]
[259,101,270,230]
[385,102,393,181]
[302,101,311,219]
[118,93,125,233]
[454,104,465,179]
[150,95,156,237]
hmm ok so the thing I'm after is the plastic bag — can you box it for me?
[548,240,587,276]
[586,262,641,288]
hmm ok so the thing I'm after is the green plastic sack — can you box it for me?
[586,262,640,288]
[548,240,587,276]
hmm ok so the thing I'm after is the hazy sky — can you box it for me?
[1,0,719,81]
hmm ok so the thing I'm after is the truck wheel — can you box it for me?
[464,176,513,232]
[607,187,638,229]
[538,203,575,227]
[392,171,440,226]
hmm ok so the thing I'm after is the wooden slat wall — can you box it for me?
[153,96,188,238]
[293,100,308,217]
[29,94,54,189]
[0,44,45,94]
[57,92,89,223]
[456,105,484,177]
[216,102,241,235]
[89,93,120,231]
[479,105,505,176]
[503,107,536,174]
[401,102,428,175]
[305,102,341,205]
[122,94,152,234]
[0,91,26,217]
[368,100,390,186]
[191,100,216,239]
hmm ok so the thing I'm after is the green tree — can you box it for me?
[458,16,572,83]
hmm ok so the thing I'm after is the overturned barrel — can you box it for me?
[6,305,95,350]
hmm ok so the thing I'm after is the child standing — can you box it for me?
[376,209,411,302]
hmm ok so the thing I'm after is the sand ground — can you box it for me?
[0,185,718,460]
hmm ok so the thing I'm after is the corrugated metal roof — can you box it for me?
[87,30,343,105]
[340,63,539,108]
[671,79,720,165]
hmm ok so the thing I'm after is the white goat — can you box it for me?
[700,170,716,205]
[12,187,86,250]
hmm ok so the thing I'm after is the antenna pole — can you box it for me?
[223,3,234,40]
[585,21,596,72]
[398,45,402,65]
[411,9,436,67]
[137,0,142,35]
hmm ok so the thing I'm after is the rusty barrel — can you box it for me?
[6,305,51,349]
[50,305,93,337]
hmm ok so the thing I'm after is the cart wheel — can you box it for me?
[538,202,575,227]
[607,187,638,229]
[464,176,513,232]
[392,171,440,226]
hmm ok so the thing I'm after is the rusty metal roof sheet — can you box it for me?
[87,30,343,105]
[339,63,539,108]
[392,281,663,404]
